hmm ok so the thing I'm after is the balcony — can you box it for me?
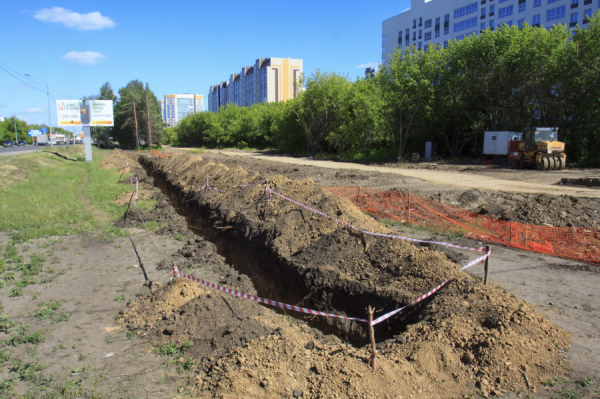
[584,0,592,5]
[571,3,579,8]
[570,21,577,27]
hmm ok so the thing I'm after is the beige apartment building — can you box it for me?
[208,57,303,112]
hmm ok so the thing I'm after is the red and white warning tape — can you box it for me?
[166,174,493,325]
[171,266,370,323]
[171,249,490,326]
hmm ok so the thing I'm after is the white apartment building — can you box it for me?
[162,94,204,127]
[208,57,303,113]
[382,0,600,63]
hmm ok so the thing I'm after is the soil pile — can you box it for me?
[480,194,600,227]
[124,151,572,397]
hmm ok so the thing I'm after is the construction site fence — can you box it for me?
[326,187,600,266]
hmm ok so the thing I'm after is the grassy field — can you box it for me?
[0,147,133,242]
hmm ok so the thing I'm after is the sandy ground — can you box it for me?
[212,149,600,198]
[0,147,598,398]
[194,150,600,382]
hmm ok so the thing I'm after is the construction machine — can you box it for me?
[516,127,566,170]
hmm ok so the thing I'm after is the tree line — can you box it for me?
[172,15,600,166]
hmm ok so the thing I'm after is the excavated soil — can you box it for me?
[95,150,574,398]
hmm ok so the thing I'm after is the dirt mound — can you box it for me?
[133,153,572,397]
[112,189,157,206]
[491,194,600,227]
[560,176,600,188]
[100,148,135,170]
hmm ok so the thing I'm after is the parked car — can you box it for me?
[67,138,75,145]
[17,140,26,146]
[3,140,15,148]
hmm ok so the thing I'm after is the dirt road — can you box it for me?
[212,150,600,198]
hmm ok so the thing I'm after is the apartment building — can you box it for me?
[162,94,204,127]
[382,0,600,63]
[208,57,303,113]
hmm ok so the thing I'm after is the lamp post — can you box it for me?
[25,74,52,146]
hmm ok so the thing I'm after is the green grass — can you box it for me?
[155,341,192,357]
[33,301,64,320]
[0,147,133,241]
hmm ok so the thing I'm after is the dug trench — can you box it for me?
[111,150,570,397]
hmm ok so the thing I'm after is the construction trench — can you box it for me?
[111,150,574,397]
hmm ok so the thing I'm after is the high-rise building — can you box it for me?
[382,0,599,64]
[162,94,204,127]
[208,57,303,112]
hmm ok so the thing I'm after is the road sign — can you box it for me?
[28,130,42,137]
[41,127,47,133]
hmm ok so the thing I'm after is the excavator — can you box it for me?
[516,127,566,170]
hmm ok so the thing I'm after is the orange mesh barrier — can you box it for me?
[326,187,600,265]
[151,149,166,158]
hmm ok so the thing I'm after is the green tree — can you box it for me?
[113,80,144,150]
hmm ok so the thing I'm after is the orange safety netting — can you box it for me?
[326,187,600,265]
[151,149,166,158]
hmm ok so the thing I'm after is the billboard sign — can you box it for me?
[56,100,114,126]
[28,130,42,137]
[56,100,83,125]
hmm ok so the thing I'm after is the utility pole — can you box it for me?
[25,74,52,146]
[14,118,18,142]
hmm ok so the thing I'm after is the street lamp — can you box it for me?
[25,74,52,146]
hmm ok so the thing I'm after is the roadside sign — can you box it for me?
[56,99,114,127]
[28,130,42,137]
[41,127,47,133]
[56,100,83,126]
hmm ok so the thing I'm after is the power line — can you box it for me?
[0,64,47,93]
[0,61,79,99]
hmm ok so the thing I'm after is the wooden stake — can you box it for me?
[367,306,377,370]
[407,191,411,224]
[484,245,490,285]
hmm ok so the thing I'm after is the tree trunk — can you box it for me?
[133,102,139,151]
[146,98,152,149]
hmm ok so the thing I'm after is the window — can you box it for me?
[413,31,416,40]
[571,12,578,22]
[548,0,562,3]
[418,41,422,50]
[445,13,450,21]
[425,31,432,40]
[519,1,526,12]
[443,40,449,48]
[547,5,566,20]
[481,21,486,29]
[413,19,417,28]
[435,29,440,37]
[454,16,478,31]
[419,29,422,38]
[499,5,514,18]
[425,44,429,51]
[490,5,495,15]
[490,19,495,29]
[534,0,542,6]
[583,8,592,21]
[572,0,579,5]
[398,31,403,45]
[425,18,432,28]
[482,7,487,15]
[533,13,541,24]
[518,17,526,27]
[382,36,386,43]
[436,17,441,25]
[445,26,450,34]
[382,47,385,54]
[492,135,497,140]
[503,20,514,26]
[419,17,423,26]
[499,0,509,2]
[454,2,478,18]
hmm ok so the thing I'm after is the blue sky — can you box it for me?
[0,0,411,131]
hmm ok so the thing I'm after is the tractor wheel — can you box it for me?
[548,157,556,170]
[542,157,549,170]
[536,157,544,170]
[557,157,565,170]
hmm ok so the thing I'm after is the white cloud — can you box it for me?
[355,62,379,69]
[62,51,107,66]
[34,7,116,31]
[25,108,44,113]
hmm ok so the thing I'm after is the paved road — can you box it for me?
[0,144,70,157]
